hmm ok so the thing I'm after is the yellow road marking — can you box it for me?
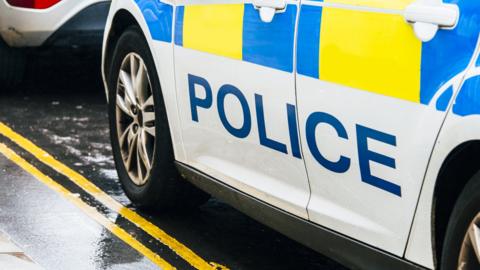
[0,122,223,270]
[0,143,175,270]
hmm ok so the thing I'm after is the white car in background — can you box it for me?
[0,0,110,88]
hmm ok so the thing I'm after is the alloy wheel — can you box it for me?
[115,52,155,186]
[458,212,480,270]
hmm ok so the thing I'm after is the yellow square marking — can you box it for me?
[319,7,422,102]
[183,4,244,60]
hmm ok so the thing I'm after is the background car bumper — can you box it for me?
[43,2,110,48]
[0,0,110,48]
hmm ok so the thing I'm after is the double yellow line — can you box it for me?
[0,122,226,270]
[0,143,174,269]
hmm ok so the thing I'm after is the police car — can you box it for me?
[0,0,110,88]
[101,0,480,269]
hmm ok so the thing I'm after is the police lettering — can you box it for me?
[188,74,401,197]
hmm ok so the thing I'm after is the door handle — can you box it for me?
[404,2,459,42]
[252,0,286,23]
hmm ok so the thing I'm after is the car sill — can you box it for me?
[175,161,427,270]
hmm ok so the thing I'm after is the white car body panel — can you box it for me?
[174,46,311,218]
[170,0,313,219]
[101,0,480,269]
[406,44,480,268]
[294,0,470,257]
[297,75,447,255]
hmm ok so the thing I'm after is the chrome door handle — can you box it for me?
[252,0,286,23]
[404,2,459,42]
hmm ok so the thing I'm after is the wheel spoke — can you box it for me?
[468,223,480,263]
[136,138,144,181]
[130,54,138,82]
[136,149,143,181]
[143,111,155,125]
[137,130,151,172]
[119,124,133,148]
[143,95,154,109]
[116,94,133,117]
[144,125,155,137]
[119,70,136,107]
[127,127,136,147]
[125,134,137,170]
[135,62,148,105]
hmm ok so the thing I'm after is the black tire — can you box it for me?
[0,39,26,91]
[441,172,480,269]
[107,25,209,210]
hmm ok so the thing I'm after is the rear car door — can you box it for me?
[173,0,311,218]
[296,0,467,255]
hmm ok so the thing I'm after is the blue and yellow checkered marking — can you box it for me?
[298,0,422,103]
[453,76,480,116]
[297,5,322,78]
[135,0,173,42]
[297,0,480,110]
[422,0,480,109]
[242,5,297,72]
[137,0,480,116]
[174,3,297,73]
[174,6,184,46]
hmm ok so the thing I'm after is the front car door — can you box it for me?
[173,0,311,218]
[296,0,470,255]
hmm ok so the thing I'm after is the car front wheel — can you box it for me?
[107,25,209,210]
[441,172,480,270]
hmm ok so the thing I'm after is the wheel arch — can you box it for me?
[103,8,141,94]
[101,1,187,162]
[432,140,480,266]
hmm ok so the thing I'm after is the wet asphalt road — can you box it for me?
[0,48,348,270]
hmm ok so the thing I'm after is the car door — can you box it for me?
[173,0,311,218]
[296,0,465,255]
